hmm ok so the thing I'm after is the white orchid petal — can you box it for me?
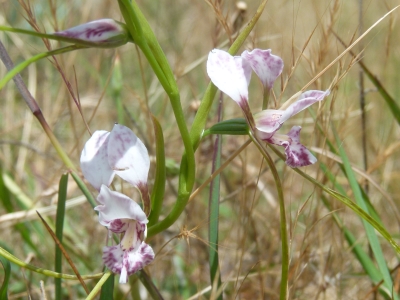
[108,124,150,187]
[207,49,249,106]
[95,185,147,226]
[241,49,283,89]
[103,242,155,283]
[80,130,115,190]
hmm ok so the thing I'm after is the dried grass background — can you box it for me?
[0,0,400,299]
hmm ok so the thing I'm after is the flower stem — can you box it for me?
[248,133,289,300]
[262,87,270,110]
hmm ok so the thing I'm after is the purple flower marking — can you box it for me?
[54,19,129,47]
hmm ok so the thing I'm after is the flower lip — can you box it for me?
[95,185,148,227]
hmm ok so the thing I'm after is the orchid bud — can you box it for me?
[54,19,131,48]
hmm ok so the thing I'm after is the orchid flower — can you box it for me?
[55,19,131,48]
[80,124,154,283]
[95,185,154,283]
[207,48,330,168]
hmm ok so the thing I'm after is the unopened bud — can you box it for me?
[55,19,131,48]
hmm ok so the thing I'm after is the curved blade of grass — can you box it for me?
[0,246,103,280]
[331,31,400,125]
[0,256,10,300]
[148,115,166,226]
[55,173,68,300]
[267,144,400,256]
[320,163,383,283]
[0,45,86,90]
[332,125,397,298]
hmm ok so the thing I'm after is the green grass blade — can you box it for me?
[99,274,114,300]
[267,144,400,256]
[319,163,383,283]
[208,117,223,299]
[55,173,68,300]
[148,115,166,226]
[358,60,400,125]
[0,256,10,300]
[332,125,397,298]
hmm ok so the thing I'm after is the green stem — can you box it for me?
[262,87,270,110]
[0,246,103,280]
[85,271,112,300]
[248,133,288,300]
[118,0,195,191]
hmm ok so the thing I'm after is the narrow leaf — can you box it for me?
[55,173,68,300]
[333,125,397,298]
[209,95,223,299]
[148,115,166,226]
[0,256,10,300]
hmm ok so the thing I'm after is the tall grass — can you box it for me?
[0,0,400,299]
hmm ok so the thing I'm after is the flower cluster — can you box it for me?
[80,124,154,283]
[207,48,329,167]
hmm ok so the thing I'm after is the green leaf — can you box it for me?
[208,130,222,299]
[148,115,166,226]
[332,125,397,298]
[55,173,68,300]
[99,274,114,300]
[204,118,249,137]
[0,256,10,300]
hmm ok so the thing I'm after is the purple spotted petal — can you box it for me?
[80,130,115,191]
[241,49,283,89]
[54,19,128,47]
[107,124,150,187]
[103,242,155,283]
[207,49,250,107]
[268,126,317,167]
[95,185,148,226]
